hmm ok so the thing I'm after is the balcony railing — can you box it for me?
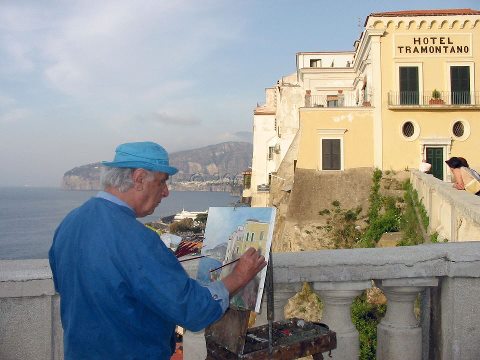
[181,240,480,360]
[3,242,480,359]
[305,93,373,108]
[3,172,479,360]
[388,91,480,107]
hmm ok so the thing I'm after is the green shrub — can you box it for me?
[351,293,386,360]
[399,181,430,245]
[318,201,362,249]
[358,170,401,247]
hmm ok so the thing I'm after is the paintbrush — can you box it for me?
[178,255,206,263]
[209,258,240,272]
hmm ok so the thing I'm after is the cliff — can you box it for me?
[62,141,252,191]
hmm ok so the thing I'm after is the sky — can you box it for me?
[0,0,477,187]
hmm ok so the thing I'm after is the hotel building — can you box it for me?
[245,9,480,207]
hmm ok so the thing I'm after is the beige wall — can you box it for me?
[382,110,480,171]
[296,16,480,175]
[296,108,374,170]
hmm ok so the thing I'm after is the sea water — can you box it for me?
[0,187,237,260]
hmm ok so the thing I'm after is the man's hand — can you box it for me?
[221,247,267,295]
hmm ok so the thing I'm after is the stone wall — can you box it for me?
[0,257,202,360]
[411,170,480,241]
[3,243,480,360]
[0,260,63,360]
[270,166,374,252]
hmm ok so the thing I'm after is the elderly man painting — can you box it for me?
[49,141,266,359]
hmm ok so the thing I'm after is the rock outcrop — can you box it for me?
[62,141,252,191]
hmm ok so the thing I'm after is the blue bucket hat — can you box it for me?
[102,141,178,175]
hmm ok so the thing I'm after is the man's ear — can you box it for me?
[132,169,147,191]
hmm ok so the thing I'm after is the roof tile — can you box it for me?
[369,8,480,17]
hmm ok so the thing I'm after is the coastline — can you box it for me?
[0,188,237,260]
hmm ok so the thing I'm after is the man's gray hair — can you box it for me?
[101,167,154,192]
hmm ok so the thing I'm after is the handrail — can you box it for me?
[388,90,480,106]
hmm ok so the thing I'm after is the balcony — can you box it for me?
[305,92,373,108]
[181,242,480,360]
[388,91,480,109]
[3,171,480,360]
[2,245,480,359]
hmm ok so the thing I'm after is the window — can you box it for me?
[402,122,415,137]
[268,146,274,160]
[452,121,464,137]
[318,129,346,171]
[260,231,264,241]
[450,66,470,105]
[310,59,322,68]
[326,95,338,108]
[450,119,470,141]
[243,173,251,189]
[400,120,419,141]
[322,139,341,170]
[399,66,419,105]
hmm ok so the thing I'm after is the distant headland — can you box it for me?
[62,141,252,193]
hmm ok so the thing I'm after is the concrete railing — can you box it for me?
[3,242,480,359]
[185,242,480,360]
[0,259,63,360]
[410,170,480,241]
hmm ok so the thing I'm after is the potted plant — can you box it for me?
[429,89,444,105]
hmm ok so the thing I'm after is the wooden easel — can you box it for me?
[205,252,336,359]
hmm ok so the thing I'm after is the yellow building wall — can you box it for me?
[378,19,480,171]
[297,108,374,170]
[382,111,480,171]
[236,221,269,256]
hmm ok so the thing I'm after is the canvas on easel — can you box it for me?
[196,207,276,313]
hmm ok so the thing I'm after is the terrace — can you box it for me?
[2,172,480,360]
[305,91,373,108]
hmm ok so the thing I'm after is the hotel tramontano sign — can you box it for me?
[395,34,471,57]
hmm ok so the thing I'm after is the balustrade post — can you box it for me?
[314,281,371,360]
[376,278,438,360]
[256,282,301,325]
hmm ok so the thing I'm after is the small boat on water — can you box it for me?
[173,209,207,222]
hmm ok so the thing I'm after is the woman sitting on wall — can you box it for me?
[445,157,480,196]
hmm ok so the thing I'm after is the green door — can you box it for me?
[426,147,444,180]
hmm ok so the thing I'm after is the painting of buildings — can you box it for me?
[196,207,276,312]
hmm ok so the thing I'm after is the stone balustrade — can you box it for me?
[185,242,480,360]
[0,259,63,360]
[410,169,480,241]
[2,242,480,359]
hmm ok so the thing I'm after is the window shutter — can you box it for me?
[451,66,470,104]
[322,139,341,170]
[399,67,419,105]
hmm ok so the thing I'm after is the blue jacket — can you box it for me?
[49,197,224,359]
